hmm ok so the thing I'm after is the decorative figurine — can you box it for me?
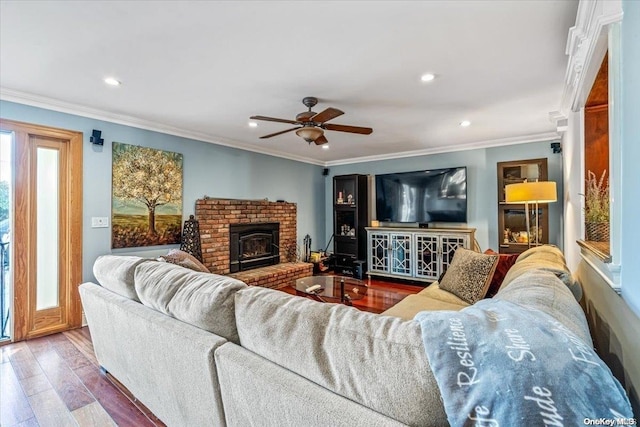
[337,191,344,204]
[347,194,353,204]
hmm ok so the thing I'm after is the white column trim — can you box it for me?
[559,0,623,115]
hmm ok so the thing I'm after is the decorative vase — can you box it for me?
[585,222,610,242]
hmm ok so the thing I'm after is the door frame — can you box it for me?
[0,119,83,341]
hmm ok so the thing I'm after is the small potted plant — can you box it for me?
[584,170,610,242]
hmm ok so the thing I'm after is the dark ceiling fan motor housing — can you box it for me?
[250,96,373,146]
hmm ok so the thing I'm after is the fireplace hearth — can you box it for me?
[229,223,280,273]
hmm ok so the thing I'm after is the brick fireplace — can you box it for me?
[195,198,297,275]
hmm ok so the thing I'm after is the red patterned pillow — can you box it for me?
[484,249,518,297]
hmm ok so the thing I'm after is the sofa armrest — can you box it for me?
[80,282,228,427]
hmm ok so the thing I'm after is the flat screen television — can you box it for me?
[375,167,467,223]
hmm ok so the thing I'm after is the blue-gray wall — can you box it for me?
[325,141,563,252]
[0,100,325,283]
[0,98,566,282]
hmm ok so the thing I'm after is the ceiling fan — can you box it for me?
[250,97,373,145]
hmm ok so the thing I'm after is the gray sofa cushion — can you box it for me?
[502,245,583,301]
[234,286,447,426]
[93,255,150,301]
[214,343,407,427]
[495,269,592,345]
[135,261,247,343]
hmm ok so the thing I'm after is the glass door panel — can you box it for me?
[36,147,60,310]
[28,137,68,335]
[415,234,438,280]
[440,235,467,274]
[369,232,389,273]
[0,132,12,341]
[390,233,411,276]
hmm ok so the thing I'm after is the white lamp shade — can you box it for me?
[505,181,557,203]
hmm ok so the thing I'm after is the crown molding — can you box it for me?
[0,88,325,166]
[325,132,560,167]
[549,110,569,133]
[559,0,623,114]
[1,88,561,168]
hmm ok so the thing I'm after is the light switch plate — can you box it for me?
[91,217,109,228]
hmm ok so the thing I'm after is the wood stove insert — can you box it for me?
[229,223,280,273]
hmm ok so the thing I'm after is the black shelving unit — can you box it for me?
[333,174,369,275]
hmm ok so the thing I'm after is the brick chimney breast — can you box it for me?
[195,199,297,274]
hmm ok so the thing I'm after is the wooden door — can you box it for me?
[0,119,82,341]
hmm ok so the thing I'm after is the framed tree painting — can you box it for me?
[112,142,183,248]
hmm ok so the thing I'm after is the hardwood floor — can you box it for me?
[1,278,423,426]
[1,328,164,427]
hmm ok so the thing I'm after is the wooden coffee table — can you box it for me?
[293,275,367,305]
[283,275,422,314]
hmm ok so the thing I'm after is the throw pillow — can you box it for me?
[160,249,210,273]
[483,249,519,298]
[439,248,499,304]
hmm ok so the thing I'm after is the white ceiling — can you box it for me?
[0,0,577,166]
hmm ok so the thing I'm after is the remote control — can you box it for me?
[305,284,322,293]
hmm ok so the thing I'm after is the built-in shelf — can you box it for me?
[497,158,549,254]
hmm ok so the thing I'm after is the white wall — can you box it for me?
[562,110,583,270]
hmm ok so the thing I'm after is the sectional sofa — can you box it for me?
[79,246,593,426]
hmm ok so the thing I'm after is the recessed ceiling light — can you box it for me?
[104,77,121,86]
[248,121,258,128]
[460,120,471,127]
[322,145,329,150]
[420,73,436,82]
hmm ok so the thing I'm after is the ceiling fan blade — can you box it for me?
[259,127,301,139]
[250,115,299,125]
[314,135,328,145]
[310,108,344,124]
[323,123,373,135]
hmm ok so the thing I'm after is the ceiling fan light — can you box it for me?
[296,126,323,142]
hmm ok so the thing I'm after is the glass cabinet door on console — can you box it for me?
[440,235,468,273]
[414,234,469,280]
[497,158,549,254]
[366,228,475,282]
[369,232,390,274]
[389,233,412,277]
[414,234,438,280]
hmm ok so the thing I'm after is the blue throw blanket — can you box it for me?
[415,299,633,426]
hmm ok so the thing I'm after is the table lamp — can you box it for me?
[505,181,557,248]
